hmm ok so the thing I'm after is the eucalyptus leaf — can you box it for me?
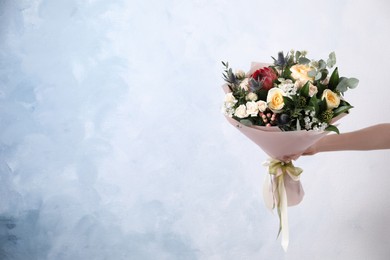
[336,78,348,92]
[318,60,326,70]
[347,78,359,89]
[327,52,336,68]
[240,119,253,126]
[298,57,310,64]
[295,51,301,61]
[308,70,317,78]
[315,72,322,80]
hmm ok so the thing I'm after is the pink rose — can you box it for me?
[251,67,278,91]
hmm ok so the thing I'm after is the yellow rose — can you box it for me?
[267,88,285,112]
[290,64,314,87]
[322,89,340,109]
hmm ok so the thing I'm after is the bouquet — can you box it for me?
[221,50,358,250]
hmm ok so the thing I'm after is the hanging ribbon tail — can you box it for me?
[277,175,289,252]
[263,173,275,211]
[263,158,303,252]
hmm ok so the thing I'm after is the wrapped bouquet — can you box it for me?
[221,50,358,250]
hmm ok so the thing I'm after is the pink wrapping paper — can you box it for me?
[225,115,328,206]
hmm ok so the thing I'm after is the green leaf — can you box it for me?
[318,99,327,113]
[339,99,351,107]
[328,67,339,90]
[333,105,353,117]
[299,81,310,97]
[240,119,253,126]
[327,52,336,68]
[282,66,292,79]
[257,89,268,101]
[283,96,294,108]
[309,95,319,112]
[325,124,339,134]
[298,57,310,64]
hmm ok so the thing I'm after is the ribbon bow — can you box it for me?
[263,159,303,251]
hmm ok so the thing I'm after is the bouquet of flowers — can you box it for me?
[221,50,358,250]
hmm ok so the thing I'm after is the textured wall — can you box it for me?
[0,0,389,259]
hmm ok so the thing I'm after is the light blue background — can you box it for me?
[1,0,390,259]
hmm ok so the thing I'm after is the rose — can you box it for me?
[257,100,268,112]
[246,101,259,116]
[308,83,318,97]
[251,67,278,90]
[290,64,314,88]
[224,93,237,108]
[235,70,246,79]
[239,78,249,91]
[267,87,285,112]
[246,92,258,101]
[234,104,248,118]
[322,89,340,109]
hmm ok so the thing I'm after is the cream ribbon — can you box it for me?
[263,159,303,251]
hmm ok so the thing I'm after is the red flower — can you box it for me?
[251,67,278,91]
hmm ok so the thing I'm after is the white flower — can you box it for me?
[221,105,235,117]
[222,93,238,117]
[246,92,258,101]
[234,104,248,118]
[246,101,259,117]
[277,79,297,97]
[256,100,268,112]
[239,78,249,91]
[235,70,246,79]
[224,93,237,108]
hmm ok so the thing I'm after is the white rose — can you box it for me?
[246,92,258,101]
[256,100,268,112]
[239,78,249,91]
[322,89,340,109]
[235,70,246,79]
[266,87,285,112]
[290,64,314,88]
[224,93,237,108]
[234,104,248,118]
[246,101,259,117]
